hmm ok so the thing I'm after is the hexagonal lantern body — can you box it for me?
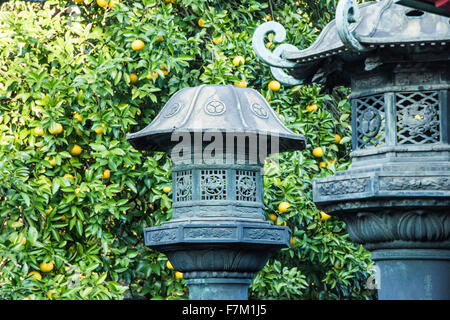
[253,0,450,299]
[127,85,305,300]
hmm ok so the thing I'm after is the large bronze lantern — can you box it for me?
[253,0,450,299]
[127,85,305,300]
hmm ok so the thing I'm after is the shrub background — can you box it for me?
[0,0,375,300]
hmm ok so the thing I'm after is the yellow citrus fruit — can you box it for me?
[74,113,83,122]
[108,0,119,9]
[213,36,223,44]
[131,39,145,51]
[334,262,343,270]
[40,261,54,273]
[166,261,174,270]
[312,147,324,158]
[146,72,159,80]
[61,215,66,221]
[198,18,206,27]
[34,126,44,136]
[319,161,326,168]
[269,213,277,222]
[175,271,183,279]
[50,158,57,166]
[28,271,42,281]
[334,134,341,144]
[48,123,63,135]
[278,201,291,212]
[233,81,247,88]
[130,73,138,84]
[74,0,84,4]
[103,169,111,179]
[320,211,331,221]
[232,56,245,66]
[268,80,281,91]
[47,289,56,299]
[160,65,169,76]
[163,186,171,193]
[70,144,82,156]
[94,123,105,134]
[306,104,318,112]
[156,35,164,42]
[290,237,296,246]
[63,173,74,179]
[96,0,107,7]
[265,41,273,48]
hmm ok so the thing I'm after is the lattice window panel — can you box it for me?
[355,94,386,149]
[200,169,227,200]
[174,170,192,202]
[396,91,440,144]
[236,170,257,202]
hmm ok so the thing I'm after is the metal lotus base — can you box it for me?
[144,220,290,300]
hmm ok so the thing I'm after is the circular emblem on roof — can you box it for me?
[250,103,269,119]
[204,100,226,116]
[164,102,183,118]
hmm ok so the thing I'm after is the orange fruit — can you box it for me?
[74,113,83,122]
[312,147,324,158]
[163,186,171,193]
[146,72,159,80]
[34,126,44,136]
[198,18,206,27]
[319,161,326,168]
[74,0,84,4]
[131,39,145,51]
[268,80,281,91]
[232,56,245,66]
[233,81,247,88]
[94,123,105,134]
[108,0,119,9]
[166,261,174,270]
[334,134,341,144]
[334,262,343,270]
[175,271,183,279]
[45,205,53,215]
[278,201,291,212]
[39,261,54,273]
[129,73,138,84]
[96,0,107,7]
[265,41,273,48]
[70,144,82,156]
[63,173,74,179]
[320,211,331,221]
[290,237,296,246]
[28,271,42,281]
[306,104,318,112]
[156,35,164,42]
[212,36,223,44]
[269,213,277,222]
[48,123,63,135]
[103,169,111,180]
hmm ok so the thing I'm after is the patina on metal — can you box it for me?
[253,0,450,300]
[127,85,305,300]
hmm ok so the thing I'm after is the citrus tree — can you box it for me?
[0,0,375,300]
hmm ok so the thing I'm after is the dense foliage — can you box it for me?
[0,0,375,300]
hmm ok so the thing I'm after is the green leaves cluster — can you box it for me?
[0,0,374,300]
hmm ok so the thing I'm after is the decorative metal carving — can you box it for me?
[201,169,227,200]
[396,91,440,144]
[336,0,367,52]
[175,170,192,202]
[185,228,234,239]
[164,102,183,118]
[236,170,257,202]
[151,229,177,242]
[246,229,282,241]
[354,94,385,149]
[204,100,226,116]
[379,177,450,191]
[250,103,269,119]
[318,178,369,196]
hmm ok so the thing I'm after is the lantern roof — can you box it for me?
[126,85,306,153]
[252,0,450,87]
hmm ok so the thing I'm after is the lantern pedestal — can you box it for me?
[371,249,450,300]
[144,220,290,300]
